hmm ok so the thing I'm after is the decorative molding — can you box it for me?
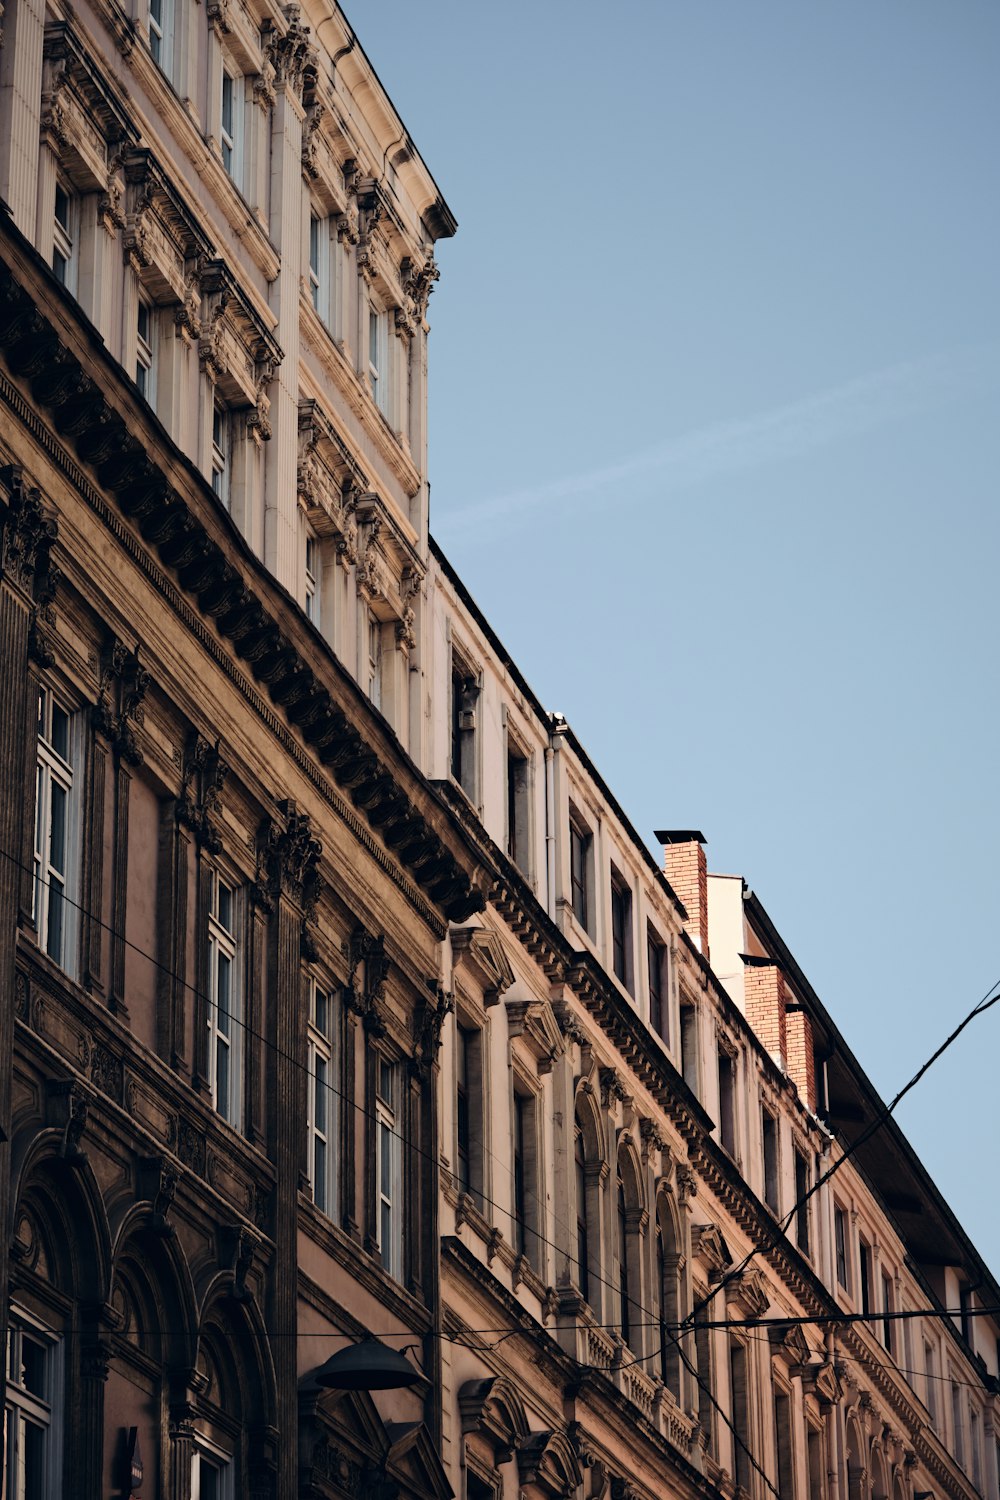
[451,925,514,1006]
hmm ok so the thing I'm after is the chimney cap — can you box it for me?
[655,829,707,846]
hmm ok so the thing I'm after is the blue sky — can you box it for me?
[355,2,1000,1273]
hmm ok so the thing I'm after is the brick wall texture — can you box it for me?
[663,841,709,957]
[744,963,787,1066]
[785,1007,816,1114]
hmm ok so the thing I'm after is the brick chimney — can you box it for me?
[785,1005,816,1113]
[656,831,709,958]
[742,957,787,1068]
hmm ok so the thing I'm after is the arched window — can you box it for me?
[617,1174,630,1347]
[574,1123,589,1304]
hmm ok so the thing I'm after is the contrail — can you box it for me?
[440,347,994,540]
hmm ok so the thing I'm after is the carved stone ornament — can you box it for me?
[301,99,325,178]
[599,1066,629,1108]
[45,1079,89,1165]
[176,733,228,852]
[219,1222,258,1302]
[506,997,565,1074]
[450,925,515,1006]
[344,925,389,1034]
[691,1221,731,1273]
[0,465,58,600]
[139,1155,179,1237]
[720,1266,771,1321]
[412,985,454,1074]
[256,799,321,910]
[92,636,150,766]
[401,252,439,320]
[262,4,315,95]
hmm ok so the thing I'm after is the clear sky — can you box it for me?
[353,2,1000,1273]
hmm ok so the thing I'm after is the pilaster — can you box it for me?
[0,0,45,233]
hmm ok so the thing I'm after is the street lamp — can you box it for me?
[313,1336,422,1392]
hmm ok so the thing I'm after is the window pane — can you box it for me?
[314,1137,326,1212]
[48,782,67,875]
[217,881,232,932]
[46,876,64,962]
[216,1039,229,1120]
[216,953,231,1030]
[314,1056,327,1133]
[20,1336,47,1400]
[50,705,69,760]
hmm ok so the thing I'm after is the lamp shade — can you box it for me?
[314,1336,421,1391]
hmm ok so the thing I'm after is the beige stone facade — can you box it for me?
[0,1,997,1499]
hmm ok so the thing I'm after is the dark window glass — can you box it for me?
[794,1150,810,1255]
[762,1108,779,1214]
[648,930,666,1041]
[570,819,589,930]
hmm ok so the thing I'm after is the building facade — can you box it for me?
[0,2,997,1499]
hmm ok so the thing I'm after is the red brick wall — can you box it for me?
[743,963,787,1065]
[785,1007,816,1112]
[663,841,709,957]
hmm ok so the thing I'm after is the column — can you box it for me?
[0,0,45,234]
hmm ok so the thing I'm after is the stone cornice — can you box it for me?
[0,217,488,928]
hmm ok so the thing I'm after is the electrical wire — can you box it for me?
[8,847,1000,1416]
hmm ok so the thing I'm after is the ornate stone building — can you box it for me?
[0,0,997,1498]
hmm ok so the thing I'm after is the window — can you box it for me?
[367,612,382,709]
[192,1444,233,1500]
[717,1046,736,1156]
[680,1002,698,1092]
[774,1385,794,1500]
[695,1311,714,1453]
[220,66,244,185]
[617,1174,631,1346]
[148,0,174,77]
[450,656,477,799]
[951,1380,965,1467]
[574,1122,589,1303]
[969,1405,981,1491]
[52,181,76,292]
[207,871,240,1127]
[368,304,388,414]
[923,1338,938,1426]
[5,1313,61,1500]
[136,297,156,404]
[858,1237,872,1320]
[880,1269,894,1354]
[610,869,632,990]
[793,1149,811,1254]
[511,1087,538,1268]
[307,979,339,1217]
[807,1425,824,1500]
[308,213,326,318]
[304,531,320,627]
[375,1058,403,1280]
[729,1338,750,1491]
[34,686,77,973]
[762,1107,779,1215]
[569,813,591,932]
[211,402,230,508]
[506,740,529,873]
[455,1023,485,1208]
[647,928,668,1043]
[833,1204,850,1290]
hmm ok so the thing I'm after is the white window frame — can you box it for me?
[207,870,241,1128]
[308,212,330,324]
[307,977,339,1217]
[304,529,320,627]
[33,685,79,976]
[191,1436,234,1500]
[136,295,157,406]
[148,0,175,77]
[368,302,389,416]
[52,179,77,294]
[220,64,245,187]
[367,611,382,709]
[5,1307,63,1500]
[375,1057,403,1281]
[211,400,230,509]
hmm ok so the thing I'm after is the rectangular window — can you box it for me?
[729,1338,750,1492]
[52,181,76,292]
[807,1426,824,1500]
[717,1047,736,1156]
[951,1380,965,1467]
[647,928,668,1043]
[136,297,156,404]
[376,1058,403,1280]
[774,1386,795,1500]
[506,741,529,873]
[5,1313,61,1500]
[211,402,229,508]
[304,532,319,626]
[859,1237,872,1320]
[456,1024,485,1209]
[695,1312,715,1454]
[923,1339,938,1426]
[969,1405,981,1490]
[309,214,322,312]
[794,1148,810,1255]
[610,869,632,990]
[511,1087,538,1268]
[450,657,477,800]
[220,67,243,184]
[148,0,174,76]
[569,814,590,932]
[680,1002,698,1092]
[368,305,388,414]
[834,1204,850,1290]
[34,686,77,973]
[881,1269,894,1353]
[307,979,339,1217]
[367,613,382,709]
[192,1446,233,1500]
[762,1107,779,1215]
[207,871,240,1127]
